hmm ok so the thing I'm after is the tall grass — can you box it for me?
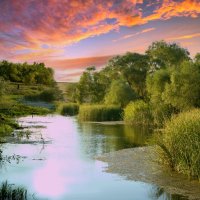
[61,103,79,116]
[0,181,27,200]
[123,100,153,125]
[78,104,122,121]
[158,109,200,180]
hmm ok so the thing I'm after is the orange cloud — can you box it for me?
[0,0,200,65]
[168,32,200,40]
[144,0,200,21]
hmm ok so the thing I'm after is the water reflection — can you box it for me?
[77,122,153,158]
[0,115,188,200]
[149,186,188,200]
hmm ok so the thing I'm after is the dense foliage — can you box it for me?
[0,60,55,85]
[159,109,200,180]
[124,100,153,125]
[104,79,137,107]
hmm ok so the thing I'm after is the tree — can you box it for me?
[0,77,6,97]
[104,79,137,107]
[0,60,55,85]
[105,52,149,98]
[194,53,200,63]
[146,68,174,126]
[163,61,200,110]
[146,41,190,72]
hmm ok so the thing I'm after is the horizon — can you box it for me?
[1,0,200,81]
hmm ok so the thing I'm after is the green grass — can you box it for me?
[61,103,79,116]
[123,100,153,125]
[78,104,122,121]
[158,109,200,180]
[0,181,27,200]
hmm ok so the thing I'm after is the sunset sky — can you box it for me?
[0,0,200,82]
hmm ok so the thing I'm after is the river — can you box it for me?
[0,115,188,200]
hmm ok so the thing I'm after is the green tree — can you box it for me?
[194,53,200,63]
[0,77,6,97]
[163,61,200,110]
[76,67,110,103]
[146,68,174,126]
[146,41,190,72]
[105,53,149,98]
[104,79,137,107]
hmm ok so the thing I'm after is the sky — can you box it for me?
[0,0,200,82]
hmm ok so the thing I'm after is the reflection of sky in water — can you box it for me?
[0,115,187,200]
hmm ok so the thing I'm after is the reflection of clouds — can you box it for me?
[33,160,68,197]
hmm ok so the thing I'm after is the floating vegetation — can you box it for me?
[0,149,26,166]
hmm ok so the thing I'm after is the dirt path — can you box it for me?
[97,146,200,200]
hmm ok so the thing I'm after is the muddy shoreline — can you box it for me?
[97,146,200,200]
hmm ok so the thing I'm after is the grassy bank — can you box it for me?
[78,104,122,121]
[0,82,56,137]
[158,109,200,180]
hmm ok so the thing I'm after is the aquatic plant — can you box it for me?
[78,104,122,121]
[0,181,27,200]
[158,109,200,180]
[61,103,79,116]
[123,100,153,125]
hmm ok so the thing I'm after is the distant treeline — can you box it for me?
[0,61,55,85]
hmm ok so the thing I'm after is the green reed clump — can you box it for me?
[61,103,79,116]
[124,100,153,125]
[0,181,27,200]
[158,109,200,180]
[78,104,122,121]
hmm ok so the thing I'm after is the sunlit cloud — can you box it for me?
[0,0,200,81]
[113,27,155,42]
[1,0,200,59]
[167,33,200,41]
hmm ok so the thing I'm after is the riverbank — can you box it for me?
[97,146,200,200]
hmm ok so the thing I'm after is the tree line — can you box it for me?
[67,40,200,126]
[0,61,55,85]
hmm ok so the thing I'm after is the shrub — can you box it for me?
[0,124,13,136]
[124,100,153,125]
[78,105,122,121]
[158,109,200,180]
[25,87,63,102]
[61,103,79,116]
[104,79,137,107]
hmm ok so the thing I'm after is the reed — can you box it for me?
[61,103,79,116]
[158,109,200,180]
[78,104,122,121]
[0,181,27,200]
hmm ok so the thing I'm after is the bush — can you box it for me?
[0,124,13,136]
[61,103,79,116]
[104,79,137,107]
[124,100,153,125]
[159,109,200,180]
[78,105,122,121]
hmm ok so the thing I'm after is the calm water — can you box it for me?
[0,115,187,200]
